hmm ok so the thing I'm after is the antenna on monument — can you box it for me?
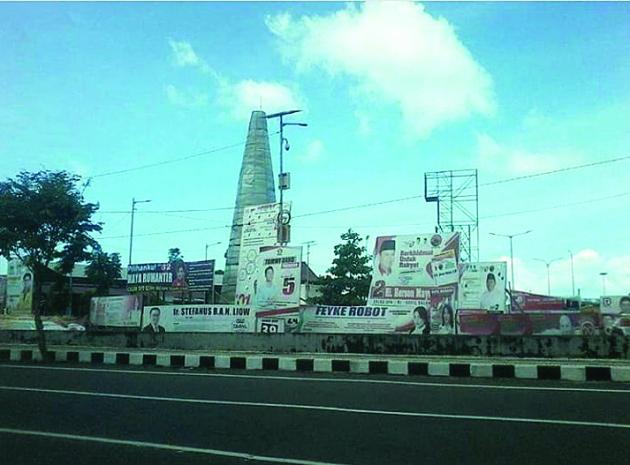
[259,96,262,110]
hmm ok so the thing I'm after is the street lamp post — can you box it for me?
[489,230,532,291]
[600,272,608,296]
[568,250,576,296]
[205,241,222,260]
[128,197,151,265]
[533,257,562,295]
[266,110,307,242]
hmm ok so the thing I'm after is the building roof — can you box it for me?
[301,262,318,283]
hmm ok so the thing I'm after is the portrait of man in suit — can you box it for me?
[143,307,166,333]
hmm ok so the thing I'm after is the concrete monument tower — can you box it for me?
[221,111,276,302]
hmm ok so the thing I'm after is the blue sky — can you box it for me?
[1,2,629,298]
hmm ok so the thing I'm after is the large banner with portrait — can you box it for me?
[89,295,142,327]
[600,296,630,315]
[252,246,302,311]
[367,232,460,307]
[6,259,34,315]
[458,262,507,311]
[458,310,600,336]
[141,305,255,333]
[235,202,290,305]
[128,260,215,293]
[510,290,566,311]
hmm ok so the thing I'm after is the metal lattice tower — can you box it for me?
[221,111,276,302]
[424,169,479,262]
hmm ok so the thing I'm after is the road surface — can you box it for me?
[1,362,629,465]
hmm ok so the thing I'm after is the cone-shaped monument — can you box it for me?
[221,111,276,302]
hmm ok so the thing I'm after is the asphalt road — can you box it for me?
[1,362,629,465]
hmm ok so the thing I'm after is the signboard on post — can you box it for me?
[252,246,302,311]
[187,260,215,291]
[127,263,172,292]
[6,259,34,315]
[367,232,460,307]
[458,262,507,311]
[141,305,255,333]
[235,202,290,305]
[128,260,215,293]
[89,295,142,327]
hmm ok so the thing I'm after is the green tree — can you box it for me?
[85,250,122,296]
[311,229,372,306]
[0,170,101,358]
[168,248,184,263]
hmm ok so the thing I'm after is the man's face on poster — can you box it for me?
[380,250,395,270]
[265,267,274,283]
[486,276,496,292]
[150,308,160,325]
[620,298,630,313]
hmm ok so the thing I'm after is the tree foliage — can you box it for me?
[0,170,101,356]
[310,229,372,306]
[85,250,122,296]
[168,247,184,264]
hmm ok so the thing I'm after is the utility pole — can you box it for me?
[303,241,316,298]
[533,257,562,295]
[128,197,151,265]
[489,230,532,291]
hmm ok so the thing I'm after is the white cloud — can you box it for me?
[168,38,212,73]
[476,133,579,175]
[165,85,208,108]
[217,79,304,121]
[266,1,495,138]
[299,139,325,163]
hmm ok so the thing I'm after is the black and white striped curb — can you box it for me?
[2,347,630,382]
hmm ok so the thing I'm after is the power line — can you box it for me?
[480,154,630,187]
[89,141,246,179]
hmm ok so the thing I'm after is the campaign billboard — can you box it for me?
[600,296,630,315]
[127,263,172,292]
[510,290,566,311]
[297,305,411,334]
[89,295,142,327]
[600,296,630,336]
[128,260,215,292]
[141,305,255,333]
[458,310,600,336]
[235,202,288,305]
[367,232,460,307]
[458,262,508,311]
[6,259,34,315]
[186,260,215,291]
[252,246,302,311]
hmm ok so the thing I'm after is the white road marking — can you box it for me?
[1,385,629,430]
[0,427,349,465]
[1,363,628,394]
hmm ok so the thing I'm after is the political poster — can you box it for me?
[458,262,507,311]
[141,305,255,333]
[235,202,289,305]
[252,246,302,312]
[297,305,412,334]
[6,259,34,315]
[255,308,301,333]
[457,310,600,336]
[510,290,566,311]
[600,296,630,315]
[367,232,460,307]
[257,318,286,334]
[89,295,142,327]
[128,260,215,292]
[187,260,215,291]
[127,263,172,292]
[600,296,630,336]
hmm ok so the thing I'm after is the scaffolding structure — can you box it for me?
[424,169,479,262]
